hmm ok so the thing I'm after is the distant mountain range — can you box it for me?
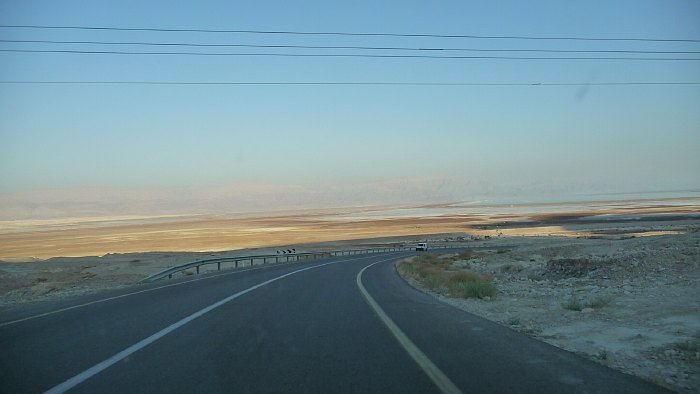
[0,176,680,220]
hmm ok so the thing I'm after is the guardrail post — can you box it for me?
[148,245,461,282]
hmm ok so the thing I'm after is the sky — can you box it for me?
[0,1,699,218]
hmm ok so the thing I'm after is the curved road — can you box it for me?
[0,252,667,393]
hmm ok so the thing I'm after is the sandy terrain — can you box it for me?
[1,196,698,261]
[1,197,699,392]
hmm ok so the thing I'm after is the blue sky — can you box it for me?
[0,1,699,212]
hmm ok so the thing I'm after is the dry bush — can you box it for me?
[398,253,497,299]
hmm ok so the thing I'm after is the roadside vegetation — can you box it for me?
[674,339,700,354]
[396,252,497,299]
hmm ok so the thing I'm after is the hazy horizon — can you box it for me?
[1,1,699,219]
[1,177,698,220]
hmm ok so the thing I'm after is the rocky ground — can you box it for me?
[403,230,700,393]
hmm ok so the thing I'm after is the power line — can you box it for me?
[2,49,698,61]
[1,24,699,43]
[1,81,698,86]
[2,39,699,55]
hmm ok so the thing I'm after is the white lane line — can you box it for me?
[0,256,349,327]
[356,259,463,394]
[43,254,384,394]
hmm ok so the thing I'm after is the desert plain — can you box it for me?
[1,195,699,393]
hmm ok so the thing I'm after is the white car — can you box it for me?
[415,242,428,251]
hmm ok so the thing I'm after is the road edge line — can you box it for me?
[356,257,463,394]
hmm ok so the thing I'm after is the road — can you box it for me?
[0,252,668,393]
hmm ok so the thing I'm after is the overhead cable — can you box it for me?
[2,49,698,61]
[2,39,699,55]
[1,24,699,43]
[2,81,698,86]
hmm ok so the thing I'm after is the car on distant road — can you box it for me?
[415,242,428,251]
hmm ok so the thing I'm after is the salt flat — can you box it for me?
[1,196,698,261]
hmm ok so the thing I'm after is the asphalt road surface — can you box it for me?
[0,252,669,393]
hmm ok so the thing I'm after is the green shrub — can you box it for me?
[397,255,497,299]
[446,271,482,285]
[450,280,498,299]
[596,349,609,361]
[588,295,613,309]
[674,339,700,353]
[562,298,583,311]
[423,274,448,292]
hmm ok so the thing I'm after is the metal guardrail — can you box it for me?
[141,245,449,283]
